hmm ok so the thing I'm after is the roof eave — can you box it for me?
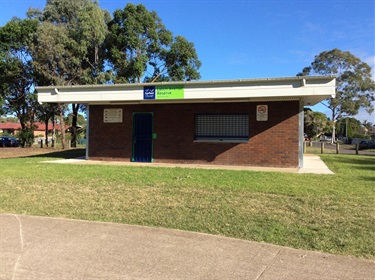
[37,76,336,106]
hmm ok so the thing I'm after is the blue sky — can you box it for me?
[1,0,374,122]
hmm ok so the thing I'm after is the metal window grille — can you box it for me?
[195,114,249,140]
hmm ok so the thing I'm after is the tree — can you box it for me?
[30,20,71,148]
[304,108,330,140]
[30,0,109,148]
[336,117,365,139]
[0,18,39,147]
[158,35,202,82]
[299,48,375,142]
[40,0,110,84]
[107,3,201,83]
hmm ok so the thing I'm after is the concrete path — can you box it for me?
[1,214,373,280]
[298,155,334,174]
[48,155,333,174]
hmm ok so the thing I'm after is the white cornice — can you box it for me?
[37,76,336,106]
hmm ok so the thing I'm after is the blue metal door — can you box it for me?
[132,113,153,162]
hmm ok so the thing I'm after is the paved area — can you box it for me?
[48,154,333,174]
[1,214,373,280]
[298,155,334,174]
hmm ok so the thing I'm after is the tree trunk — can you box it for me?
[58,103,66,149]
[71,125,77,148]
[332,123,336,143]
[52,117,55,147]
[44,116,50,147]
[19,121,27,148]
[71,104,79,148]
[331,110,336,144]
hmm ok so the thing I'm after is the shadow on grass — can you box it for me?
[322,154,375,172]
[359,177,375,182]
[25,149,86,159]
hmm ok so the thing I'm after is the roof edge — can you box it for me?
[36,75,336,90]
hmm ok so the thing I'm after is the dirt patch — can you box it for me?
[0,147,66,159]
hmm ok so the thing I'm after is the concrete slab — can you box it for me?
[46,155,333,174]
[298,155,334,174]
[1,214,373,280]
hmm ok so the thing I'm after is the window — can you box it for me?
[194,114,249,142]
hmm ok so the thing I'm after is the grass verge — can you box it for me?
[1,150,374,259]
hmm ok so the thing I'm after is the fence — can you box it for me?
[35,138,86,149]
[304,141,361,155]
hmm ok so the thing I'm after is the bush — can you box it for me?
[16,129,34,147]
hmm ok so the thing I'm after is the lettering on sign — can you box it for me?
[156,86,184,99]
[104,109,123,123]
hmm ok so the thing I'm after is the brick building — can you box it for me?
[37,76,335,168]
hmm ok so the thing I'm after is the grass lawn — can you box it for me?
[0,149,374,259]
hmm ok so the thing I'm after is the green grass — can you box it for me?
[1,150,374,259]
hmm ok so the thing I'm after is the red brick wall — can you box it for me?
[88,101,300,167]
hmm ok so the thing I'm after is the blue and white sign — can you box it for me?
[143,86,156,100]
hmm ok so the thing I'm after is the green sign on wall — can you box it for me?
[156,85,184,99]
[143,85,184,100]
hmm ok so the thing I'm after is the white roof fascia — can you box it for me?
[37,76,335,106]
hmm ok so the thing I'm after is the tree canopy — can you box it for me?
[107,3,201,83]
[299,48,375,142]
[304,108,330,140]
[29,0,110,147]
[336,117,366,139]
[31,0,109,86]
[0,18,40,146]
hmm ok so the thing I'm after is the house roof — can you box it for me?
[37,76,336,106]
[0,123,20,130]
[0,122,64,131]
[34,122,55,131]
[34,122,66,131]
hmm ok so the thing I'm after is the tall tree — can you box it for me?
[299,48,375,142]
[107,3,201,83]
[30,0,109,148]
[31,20,71,148]
[0,18,39,146]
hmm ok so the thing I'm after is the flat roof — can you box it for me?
[37,76,336,106]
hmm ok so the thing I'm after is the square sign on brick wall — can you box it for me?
[103,108,123,123]
[256,105,268,121]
